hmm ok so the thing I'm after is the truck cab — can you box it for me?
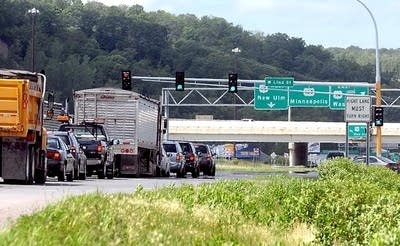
[58,121,114,179]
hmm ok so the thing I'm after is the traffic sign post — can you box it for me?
[254,83,288,110]
[289,85,329,107]
[265,77,294,87]
[344,95,371,159]
[329,86,369,110]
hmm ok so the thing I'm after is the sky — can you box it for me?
[87,0,400,49]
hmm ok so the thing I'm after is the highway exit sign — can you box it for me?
[265,77,294,87]
[254,83,288,110]
[329,86,369,110]
[289,85,329,107]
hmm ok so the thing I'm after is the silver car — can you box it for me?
[46,135,75,181]
[159,147,171,177]
[48,131,87,180]
[162,140,186,178]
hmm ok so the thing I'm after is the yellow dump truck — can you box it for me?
[0,69,47,184]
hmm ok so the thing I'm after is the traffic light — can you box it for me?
[374,106,384,126]
[175,71,185,91]
[121,70,132,90]
[228,73,238,93]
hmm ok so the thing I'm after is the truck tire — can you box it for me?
[26,145,34,185]
[106,164,114,179]
[210,165,216,176]
[98,165,106,179]
[34,169,46,184]
[58,163,66,181]
[156,166,161,177]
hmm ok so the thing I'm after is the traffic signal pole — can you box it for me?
[355,0,382,156]
[376,81,382,156]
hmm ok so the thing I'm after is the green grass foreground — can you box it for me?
[2,159,400,245]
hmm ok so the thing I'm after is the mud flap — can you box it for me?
[1,138,29,181]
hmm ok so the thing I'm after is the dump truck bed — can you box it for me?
[0,69,45,138]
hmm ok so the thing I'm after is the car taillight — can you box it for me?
[176,154,181,161]
[189,154,195,161]
[47,150,61,161]
[96,144,103,153]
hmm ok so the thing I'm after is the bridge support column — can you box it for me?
[288,142,295,167]
[289,142,308,166]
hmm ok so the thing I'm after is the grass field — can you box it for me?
[1,158,400,245]
[216,158,315,173]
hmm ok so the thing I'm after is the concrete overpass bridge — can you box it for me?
[167,119,400,165]
[167,119,400,144]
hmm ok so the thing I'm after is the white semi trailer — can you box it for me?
[73,87,163,177]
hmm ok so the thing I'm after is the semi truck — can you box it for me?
[0,69,47,184]
[73,87,163,177]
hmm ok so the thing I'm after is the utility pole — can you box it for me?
[28,8,40,72]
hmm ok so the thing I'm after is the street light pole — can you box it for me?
[28,7,40,72]
[355,0,382,156]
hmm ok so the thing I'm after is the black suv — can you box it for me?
[58,123,114,179]
[194,143,215,176]
[178,141,200,178]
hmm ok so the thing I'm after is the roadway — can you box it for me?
[0,170,317,230]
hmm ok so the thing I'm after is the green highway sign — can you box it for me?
[254,83,288,110]
[348,123,367,139]
[330,86,369,110]
[265,77,294,87]
[289,85,329,107]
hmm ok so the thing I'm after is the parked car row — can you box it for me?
[162,141,216,178]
